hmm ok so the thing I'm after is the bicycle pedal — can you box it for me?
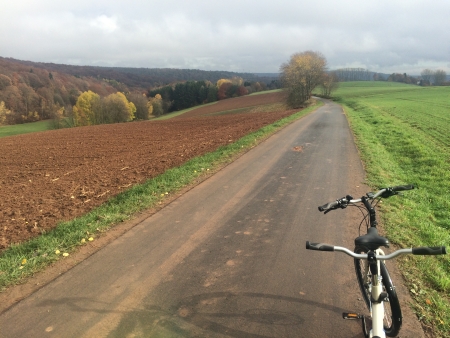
[342,312,363,320]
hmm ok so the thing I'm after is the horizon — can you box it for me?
[3,56,438,78]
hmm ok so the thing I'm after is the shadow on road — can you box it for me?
[54,291,364,338]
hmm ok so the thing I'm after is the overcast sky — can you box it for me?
[1,0,449,74]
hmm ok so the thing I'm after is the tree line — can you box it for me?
[386,69,448,86]
[334,68,374,82]
[331,66,448,86]
[419,69,448,86]
[147,78,272,116]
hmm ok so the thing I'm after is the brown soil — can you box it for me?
[0,94,297,251]
[176,91,286,118]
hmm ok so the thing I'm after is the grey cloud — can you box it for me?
[1,0,449,74]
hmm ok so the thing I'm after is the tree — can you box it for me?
[207,86,218,103]
[150,94,163,117]
[102,92,136,123]
[0,101,12,125]
[433,69,447,85]
[0,74,12,90]
[72,90,101,126]
[320,72,339,97]
[421,69,433,84]
[236,86,249,96]
[218,82,233,100]
[280,51,327,108]
[216,78,231,89]
[128,93,150,120]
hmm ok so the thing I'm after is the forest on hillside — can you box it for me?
[2,57,278,90]
[0,57,280,126]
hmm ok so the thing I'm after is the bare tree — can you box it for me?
[433,69,447,85]
[320,72,339,97]
[420,69,433,83]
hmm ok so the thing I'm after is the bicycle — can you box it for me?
[306,185,447,338]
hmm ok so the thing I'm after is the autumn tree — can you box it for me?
[127,93,150,120]
[149,94,163,117]
[0,74,12,90]
[216,78,232,89]
[320,72,339,98]
[101,92,136,123]
[280,51,327,108]
[0,101,12,125]
[72,90,101,126]
[230,76,244,86]
[236,86,249,96]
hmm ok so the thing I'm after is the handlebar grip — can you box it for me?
[318,201,338,212]
[412,246,446,255]
[306,241,335,251]
[392,184,415,192]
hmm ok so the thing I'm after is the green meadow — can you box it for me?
[334,82,450,336]
[0,120,54,138]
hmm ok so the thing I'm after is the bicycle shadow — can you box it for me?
[106,291,366,338]
[37,291,365,337]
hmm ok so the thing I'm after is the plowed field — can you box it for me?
[177,91,285,118]
[0,93,297,251]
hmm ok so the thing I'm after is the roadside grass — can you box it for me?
[0,100,322,291]
[0,120,53,138]
[336,82,450,336]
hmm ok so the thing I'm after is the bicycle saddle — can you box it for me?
[355,227,389,250]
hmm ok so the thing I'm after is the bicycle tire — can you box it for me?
[354,246,402,337]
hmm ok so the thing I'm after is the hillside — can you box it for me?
[0,57,280,125]
[1,57,277,90]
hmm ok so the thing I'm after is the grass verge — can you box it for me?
[0,101,322,291]
[336,84,450,337]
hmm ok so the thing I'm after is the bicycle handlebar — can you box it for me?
[391,184,415,192]
[305,241,446,259]
[305,241,335,251]
[412,246,447,255]
[318,185,415,213]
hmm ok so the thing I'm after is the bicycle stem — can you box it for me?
[362,196,377,227]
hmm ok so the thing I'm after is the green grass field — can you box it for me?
[334,82,450,336]
[0,120,54,138]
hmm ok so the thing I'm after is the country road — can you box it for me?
[0,99,424,337]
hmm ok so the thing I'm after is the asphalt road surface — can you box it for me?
[0,99,424,337]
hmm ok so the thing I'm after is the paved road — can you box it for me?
[0,100,422,337]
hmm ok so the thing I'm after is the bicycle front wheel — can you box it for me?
[354,246,402,337]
